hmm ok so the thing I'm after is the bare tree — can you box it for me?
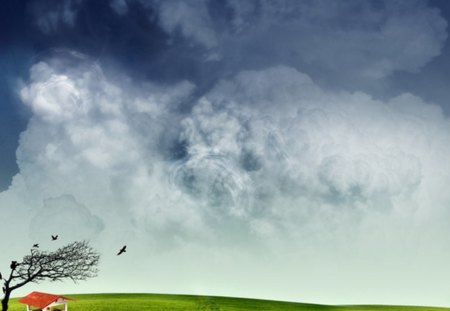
[1,241,100,311]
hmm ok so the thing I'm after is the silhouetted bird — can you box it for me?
[10,261,18,270]
[51,235,58,241]
[0,272,2,280]
[33,244,39,248]
[117,245,126,256]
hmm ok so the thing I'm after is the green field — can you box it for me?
[6,293,450,311]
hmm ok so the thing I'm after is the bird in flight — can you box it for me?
[117,245,127,256]
[33,244,39,248]
[51,235,58,241]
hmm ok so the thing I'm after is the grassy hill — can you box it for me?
[7,293,450,311]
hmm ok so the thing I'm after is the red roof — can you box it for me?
[18,291,72,309]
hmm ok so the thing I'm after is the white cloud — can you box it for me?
[29,194,104,241]
[4,58,450,305]
[10,59,450,242]
[20,62,83,123]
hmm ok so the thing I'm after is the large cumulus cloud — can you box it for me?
[177,66,450,241]
[5,56,450,248]
[3,55,450,304]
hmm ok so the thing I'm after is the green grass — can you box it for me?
[6,293,450,311]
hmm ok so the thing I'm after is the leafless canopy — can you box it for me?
[1,240,99,311]
[9,241,99,290]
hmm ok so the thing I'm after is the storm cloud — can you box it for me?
[7,52,450,254]
[24,0,448,89]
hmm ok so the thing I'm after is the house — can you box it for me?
[18,291,72,311]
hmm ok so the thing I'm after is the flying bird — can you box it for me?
[117,245,126,256]
[51,235,58,241]
[10,261,18,270]
[33,244,39,248]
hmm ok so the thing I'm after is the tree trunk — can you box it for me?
[1,290,11,311]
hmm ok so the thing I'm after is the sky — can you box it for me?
[3,0,450,307]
